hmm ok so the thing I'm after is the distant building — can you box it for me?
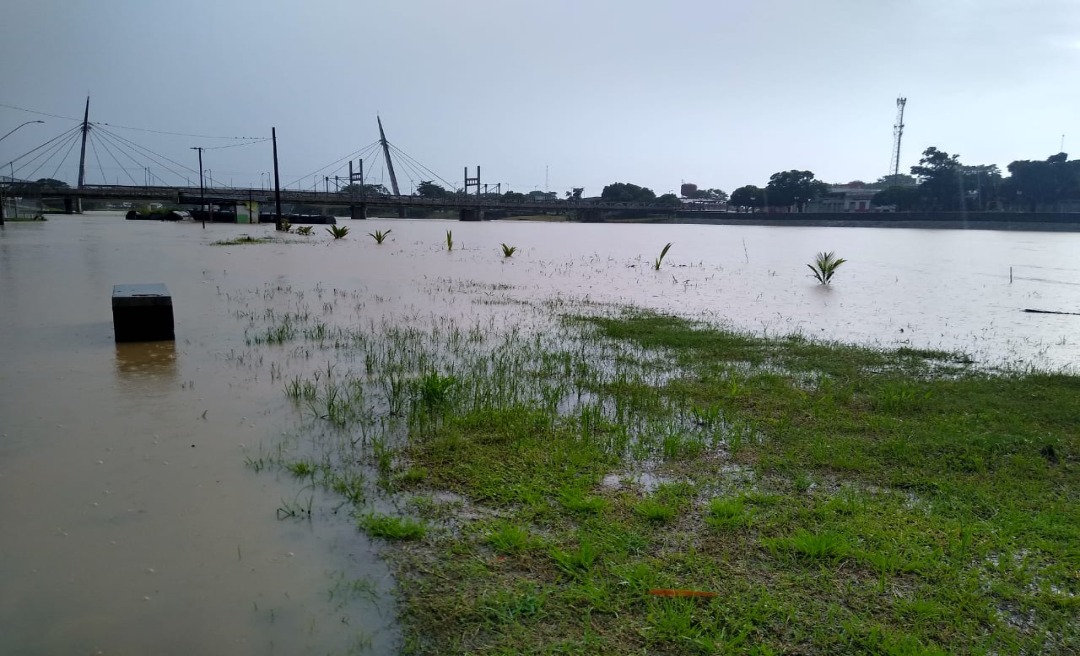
[809,183,883,212]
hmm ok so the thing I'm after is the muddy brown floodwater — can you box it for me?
[1,212,1078,654]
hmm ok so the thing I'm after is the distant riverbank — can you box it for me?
[662,211,1080,232]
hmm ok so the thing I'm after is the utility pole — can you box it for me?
[75,96,90,213]
[272,127,283,231]
[190,146,205,227]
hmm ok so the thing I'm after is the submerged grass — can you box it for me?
[211,234,277,246]
[249,296,1078,655]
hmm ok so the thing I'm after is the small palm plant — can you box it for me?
[326,225,350,239]
[368,229,392,244]
[501,243,517,258]
[445,230,454,251]
[807,251,847,285]
[295,226,313,236]
[653,242,673,270]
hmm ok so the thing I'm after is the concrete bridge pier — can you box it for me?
[580,208,603,223]
[397,205,407,218]
[459,208,482,222]
[350,204,367,220]
[64,198,82,214]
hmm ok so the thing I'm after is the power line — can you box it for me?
[201,138,271,150]
[92,121,265,141]
[0,102,81,122]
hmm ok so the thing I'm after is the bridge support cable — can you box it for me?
[92,126,202,182]
[385,143,457,191]
[16,129,82,182]
[2,125,82,177]
[89,129,141,186]
[91,128,190,186]
[282,140,381,190]
[88,135,108,185]
[48,131,83,182]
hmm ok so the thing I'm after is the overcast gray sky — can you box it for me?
[2,0,1078,196]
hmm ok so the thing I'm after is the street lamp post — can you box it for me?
[0,120,44,145]
[0,120,45,226]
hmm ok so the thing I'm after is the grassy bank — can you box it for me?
[248,297,1077,654]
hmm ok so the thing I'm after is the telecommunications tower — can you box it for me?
[888,97,907,181]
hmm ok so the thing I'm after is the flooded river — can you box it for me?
[1,212,1077,654]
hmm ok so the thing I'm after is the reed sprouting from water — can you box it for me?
[807,251,847,285]
[369,229,392,244]
[501,243,517,258]
[653,242,672,270]
[445,230,453,251]
[326,225,350,239]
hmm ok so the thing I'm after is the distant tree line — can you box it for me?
[872,148,1080,212]
[729,170,830,212]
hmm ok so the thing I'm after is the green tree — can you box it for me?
[685,187,728,202]
[1004,153,1080,211]
[601,182,657,203]
[765,170,829,212]
[874,173,917,188]
[564,187,584,200]
[729,185,763,212]
[340,183,389,196]
[656,193,680,208]
[416,180,448,199]
[910,147,963,210]
[871,185,921,211]
[34,178,70,189]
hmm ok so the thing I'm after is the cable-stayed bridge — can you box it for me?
[2,98,700,223]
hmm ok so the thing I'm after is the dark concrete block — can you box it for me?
[112,283,175,342]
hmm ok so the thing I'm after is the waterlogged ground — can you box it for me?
[0,213,1078,654]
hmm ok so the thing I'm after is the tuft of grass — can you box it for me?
[368,229,392,244]
[358,513,426,540]
[634,498,676,523]
[653,241,673,270]
[285,459,317,479]
[500,243,517,258]
[485,521,536,554]
[295,225,313,235]
[705,496,752,529]
[550,539,599,576]
[326,224,350,239]
[807,250,847,284]
[766,529,850,562]
[211,235,274,246]
[559,489,608,514]
[445,230,453,251]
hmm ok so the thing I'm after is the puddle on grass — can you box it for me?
[3,213,1079,653]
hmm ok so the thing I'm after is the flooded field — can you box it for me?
[0,212,1077,654]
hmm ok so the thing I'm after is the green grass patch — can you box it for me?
[358,513,426,541]
[262,305,1077,654]
[211,234,276,245]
